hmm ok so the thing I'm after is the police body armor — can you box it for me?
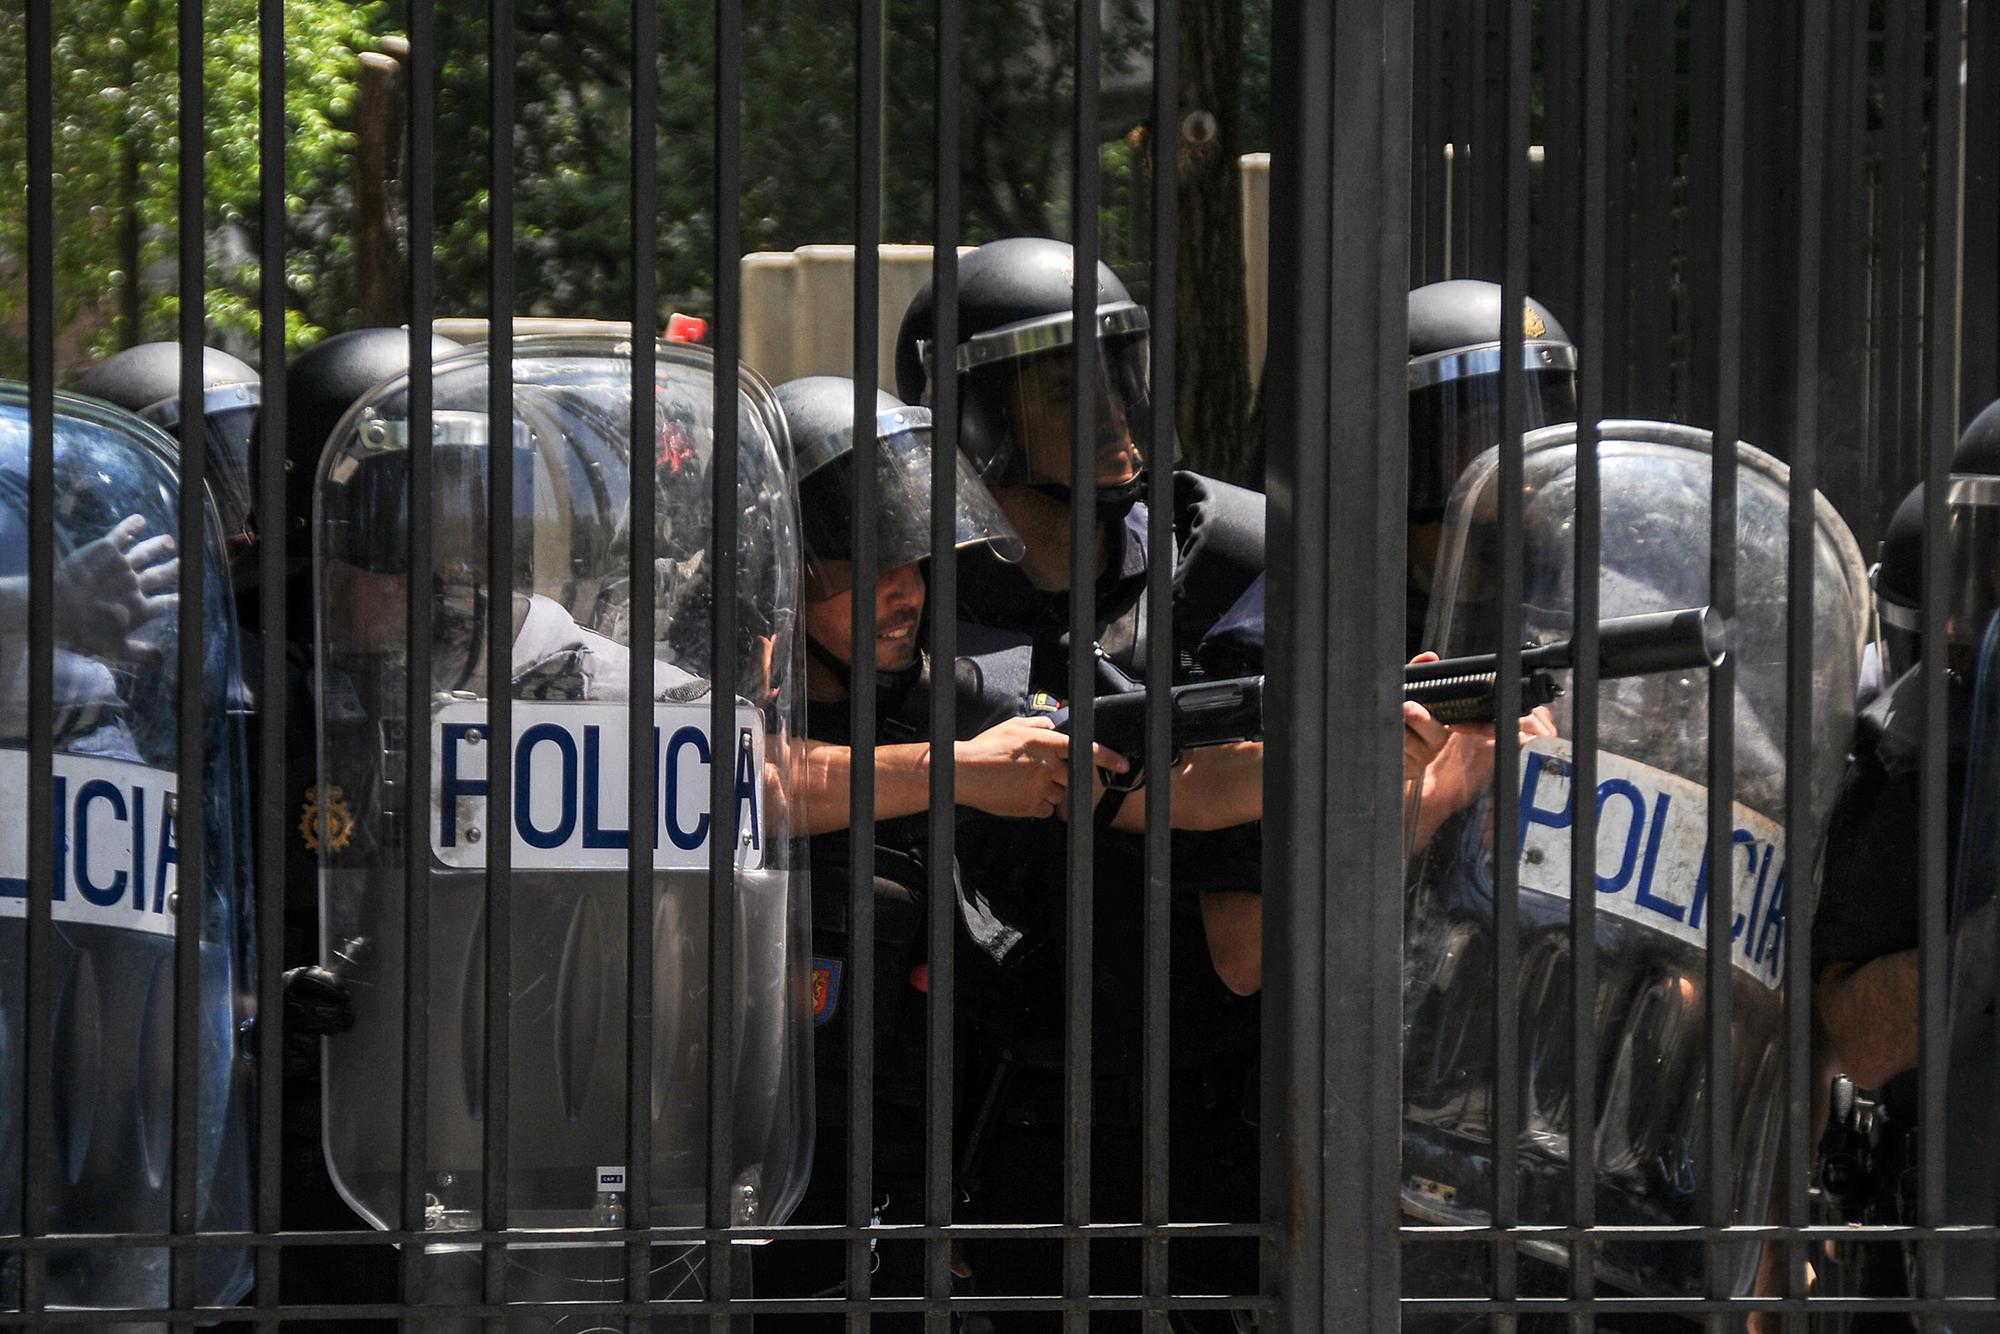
[1403,420,1869,1299]
[0,387,254,1317]
[312,337,810,1327]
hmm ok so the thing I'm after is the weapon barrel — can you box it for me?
[1593,605,1728,677]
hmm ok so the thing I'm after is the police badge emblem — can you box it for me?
[299,784,355,854]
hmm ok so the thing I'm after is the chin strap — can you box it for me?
[1029,472,1146,525]
[806,632,923,713]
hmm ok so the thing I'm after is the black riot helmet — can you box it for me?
[74,341,262,554]
[894,237,1149,515]
[1407,280,1578,522]
[287,327,462,546]
[1876,398,2000,678]
[776,374,1022,599]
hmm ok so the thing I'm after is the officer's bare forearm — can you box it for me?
[1815,950,1919,1089]
[1109,741,1263,832]
[797,738,936,835]
[1200,889,1262,996]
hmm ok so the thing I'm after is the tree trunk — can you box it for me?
[1174,0,1252,485]
[356,46,404,326]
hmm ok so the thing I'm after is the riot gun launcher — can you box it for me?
[1053,606,1723,766]
[1404,605,1727,725]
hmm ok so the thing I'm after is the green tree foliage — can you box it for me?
[0,0,387,379]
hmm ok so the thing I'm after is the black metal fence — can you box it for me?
[3,0,1997,1328]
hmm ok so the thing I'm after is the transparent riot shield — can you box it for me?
[313,336,809,1325]
[0,387,254,1317]
[1403,420,1869,1299]
[1943,612,2000,1328]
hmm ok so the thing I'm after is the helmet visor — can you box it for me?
[141,385,261,552]
[801,408,1024,592]
[1879,476,2000,650]
[947,305,1151,494]
[1408,348,1577,521]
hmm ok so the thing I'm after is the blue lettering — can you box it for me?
[437,722,488,848]
[1516,751,1573,854]
[582,726,628,850]
[735,727,760,853]
[516,723,578,850]
[131,784,148,909]
[1593,779,1647,896]
[1741,842,1774,956]
[153,796,177,912]
[0,778,73,902]
[1753,862,1788,974]
[72,779,129,907]
[1631,791,1683,922]
[1688,827,1756,931]
[665,726,710,851]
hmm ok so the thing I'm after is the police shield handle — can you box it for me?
[1404,605,1727,726]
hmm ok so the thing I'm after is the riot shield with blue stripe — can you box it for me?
[1401,420,1870,1300]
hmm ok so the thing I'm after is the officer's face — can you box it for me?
[803,558,926,671]
[1005,351,1142,489]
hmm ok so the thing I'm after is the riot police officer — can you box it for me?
[1404,279,1578,656]
[767,373,1068,1324]
[1814,397,2000,1327]
[895,237,1269,1328]
[767,375,1274,1324]
[273,327,462,1326]
[0,383,256,1317]
[309,333,814,1329]
[1403,417,1870,1323]
[74,341,263,572]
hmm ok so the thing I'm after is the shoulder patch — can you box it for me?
[810,956,844,1026]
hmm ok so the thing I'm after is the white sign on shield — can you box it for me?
[0,749,182,938]
[430,701,768,871]
[1514,736,1788,987]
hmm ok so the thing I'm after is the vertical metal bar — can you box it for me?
[1142,0,1179,1325]
[1701,0,1746,1322]
[1964,0,2000,420]
[1782,7,1830,1329]
[1918,0,1966,1319]
[1567,0,1611,1325]
[19,0,55,1316]
[923,5,961,1325]
[1065,5,1101,1329]
[1881,0,1922,490]
[483,0,516,1315]
[254,0,289,1320]
[1630,0,1674,419]
[1490,0,1530,1319]
[401,2,438,1322]
[172,2,210,1324]
[1409,0,1434,285]
[1262,2,1409,1330]
[708,2,743,1323]
[1448,0,1476,279]
[847,0,883,1324]
[1473,0,1506,280]
[1598,0,1631,415]
[626,0,659,1319]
